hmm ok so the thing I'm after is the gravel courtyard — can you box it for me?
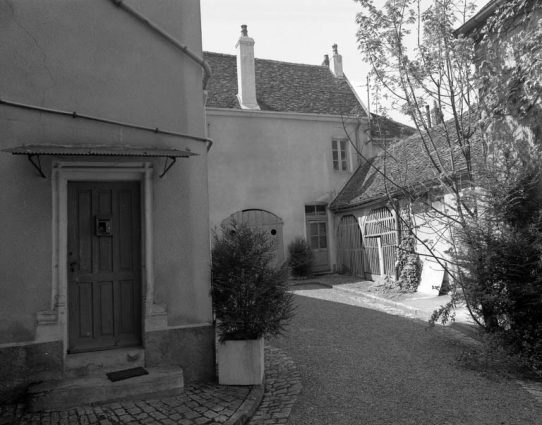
[270,284,542,424]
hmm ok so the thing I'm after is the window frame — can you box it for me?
[332,139,349,171]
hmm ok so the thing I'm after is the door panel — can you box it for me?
[68,181,141,353]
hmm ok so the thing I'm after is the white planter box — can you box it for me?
[217,337,264,385]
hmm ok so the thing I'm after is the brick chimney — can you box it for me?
[330,44,344,78]
[236,25,260,110]
[432,100,443,125]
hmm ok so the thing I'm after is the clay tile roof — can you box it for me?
[370,113,417,139]
[203,52,366,116]
[330,110,483,210]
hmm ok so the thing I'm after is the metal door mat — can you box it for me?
[106,367,149,382]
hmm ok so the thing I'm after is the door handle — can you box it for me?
[69,260,78,272]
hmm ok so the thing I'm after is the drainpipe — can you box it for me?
[111,0,212,91]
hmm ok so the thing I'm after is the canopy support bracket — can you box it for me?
[28,154,46,178]
[159,156,177,178]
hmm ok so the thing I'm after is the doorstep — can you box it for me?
[26,366,184,412]
[65,346,145,378]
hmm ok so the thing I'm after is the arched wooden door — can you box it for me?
[337,215,364,276]
[364,207,397,278]
[222,209,285,265]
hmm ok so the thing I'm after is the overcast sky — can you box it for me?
[200,0,487,124]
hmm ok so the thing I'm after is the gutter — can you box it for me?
[111,0,212,90]
[453,0,506,37]
[0,97,214,151]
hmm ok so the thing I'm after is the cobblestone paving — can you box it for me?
[249,347,302,425]
[0,382,250,425]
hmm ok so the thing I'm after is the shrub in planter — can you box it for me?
[211,221,294,341]
[287,236,314,278]
[211,221,295,384]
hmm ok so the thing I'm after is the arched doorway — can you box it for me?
[364,207,397,279]
[222,209,285,264]
[336,215,364,276]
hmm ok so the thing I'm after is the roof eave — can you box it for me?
[454,0,505,38]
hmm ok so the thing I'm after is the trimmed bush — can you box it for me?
[211,221,294,342]
[287,236,314,278]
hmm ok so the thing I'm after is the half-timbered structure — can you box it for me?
[330,112,482,291]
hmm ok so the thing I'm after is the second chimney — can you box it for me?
[330,44,344,78]
[236,25,260,110]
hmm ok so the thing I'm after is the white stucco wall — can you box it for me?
[0,0,211,344]
[207,108,368,268]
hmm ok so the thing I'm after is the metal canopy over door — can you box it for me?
[68,181,142,353]
[337,215,364,276]
[222,209,285,265]
[364,206,397,279]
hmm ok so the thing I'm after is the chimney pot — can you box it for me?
[426,105,432,128]
[322,54,330,67]
[241,24,248,37]
[432,100,443,125]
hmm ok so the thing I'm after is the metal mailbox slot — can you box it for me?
[96,216,112,236]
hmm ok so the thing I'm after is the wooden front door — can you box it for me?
[68,181,142,353]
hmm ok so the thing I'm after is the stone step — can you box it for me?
[65,347,145,378]
[26,367,184,412]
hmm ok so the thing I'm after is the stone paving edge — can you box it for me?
[318,282,428,318]
[225,381,265,425]
[317,281,486,341]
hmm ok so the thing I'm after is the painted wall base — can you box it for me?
[145,324,216,382]
[0,325,215,404]
[418,257,445,295]
[217,337,264,386]
[0,341,64,404]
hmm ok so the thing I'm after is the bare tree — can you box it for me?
[346,0,542,365]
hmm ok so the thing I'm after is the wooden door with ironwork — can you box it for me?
[68,181,142,353]
[337,215,364,276]
[364,207,397,279]
[223,209,285,265]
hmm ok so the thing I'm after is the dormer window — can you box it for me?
[332,139,349,171]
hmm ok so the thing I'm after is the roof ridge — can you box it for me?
[203,51,330,69]
[203,50,366,115]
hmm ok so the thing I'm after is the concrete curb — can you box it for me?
[225,381,265,425]
[318,282,431,321]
